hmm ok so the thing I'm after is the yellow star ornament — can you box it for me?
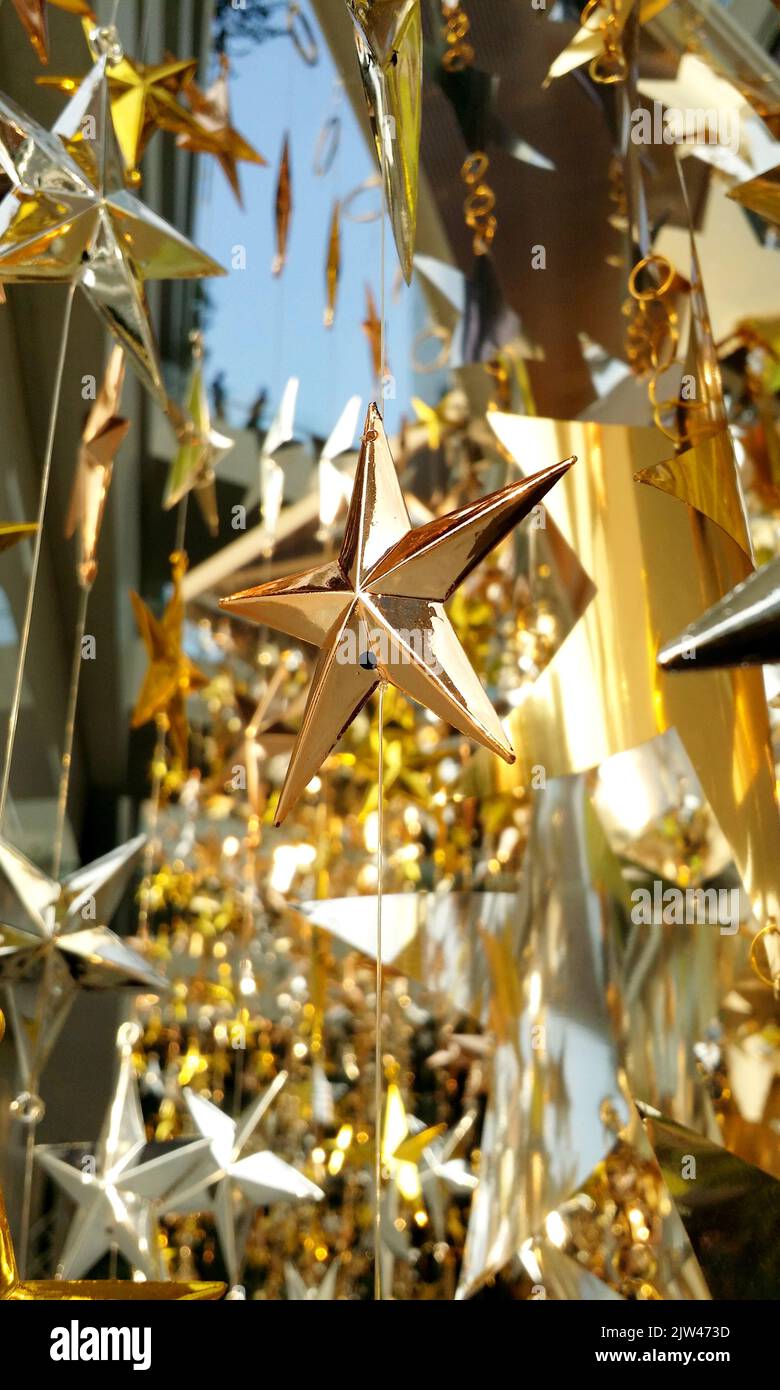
[0,1189,223,1300]
[220,403,574,823]
[38,18,202,175]
[176,55,267,206]
[130,551,208,764]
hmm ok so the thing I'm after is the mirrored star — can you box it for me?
[36,1039,213,1279]
[168,1072,324,1287]
[220,403,574,823]
[284,1258,339,1301]
[658,554,780,671]
[0,58,225,408]
[0,833,164,1084]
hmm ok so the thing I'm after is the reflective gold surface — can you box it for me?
[728,164,780,229]
[641,1110,780,1300]
[11,0,94,65]
[0,523,38,553]
[66,344,128,589]
[347,0,421,284]
[0,61,225,408]
[272,132,292,277]
[165,359,234,536]
[175,55,266,206]
[0,1191,224,1300]
[490,412,780,928]
[221,403,573,822]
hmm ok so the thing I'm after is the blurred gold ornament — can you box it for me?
[440,1,475,72]
[362,284,383,383]
[490,412,780,930]
[461,151,497,257]
[11,0,94,65]
[0,1189,223,1300]
[66,345,129,589]
[0,523,38,553]
[177,54,267,206]
[346,0,422,283]
[38,18,200,175]
[130,551,208,763]
[546,0,672,86]
[220,403,574,823]
[165,344,234,537]
[729,164,780,230]
[324,199,341,329]
[0,60,224,407]
[273,132,292,276]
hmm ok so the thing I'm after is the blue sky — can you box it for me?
[194,2,413,441]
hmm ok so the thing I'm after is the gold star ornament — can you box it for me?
[220,404,574,823]
[164,350,233,537]
[0,59,225,408]
[0,1189,223,1300]
[38,18,201,176]
[11,0,94,66]
[176,55,267,206]
[130,551,208,763]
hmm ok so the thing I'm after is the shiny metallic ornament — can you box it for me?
[130,551,208,764]
[177,54,266,206]
[168,1073,324,1287]
[641,1108,780,1300]
[489,411,780,931]
[66,344,129,589]
[0,60,225,409]
[11,0,94,65]
[165,355,234,537]
[0,1189,223,1300]
[729,163,780,228]
[272,132,292,276]
[0,833,163,1084]
[324,199,341,328]
[220,403,574,823]
[346,1,422,283]
[658,555,780,671]
[36,1044,213,1279]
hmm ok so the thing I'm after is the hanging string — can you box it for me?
[51,584,90,881]
[137,714,169,938]
[374,678,386,1301]
[0,283,77,833]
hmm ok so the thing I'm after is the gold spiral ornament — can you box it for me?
[581,0,628,84]
[441,1,475,72]
[623,253,708,446]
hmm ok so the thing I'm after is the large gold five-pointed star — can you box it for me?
[0,1190,223,1300]
[220,403,574,823]
[130,552,208,764]
[0,58,224,408]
